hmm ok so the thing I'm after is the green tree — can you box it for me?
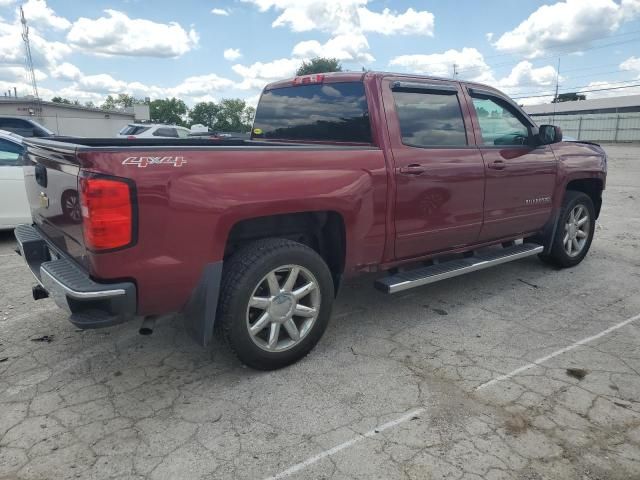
[189,101,221,130]
[51,96,72,104]
[188,99,255,133]
[552,92,586,103]
[101,93,145,110]
[296,57,342,76]
[216,99,250,132]
[150,97,188,125]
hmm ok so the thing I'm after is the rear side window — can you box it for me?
[0,139,23,166]
[120,125,151,135]
[392,90,467,147]
[252,82,371,143]
[153,127,178,138]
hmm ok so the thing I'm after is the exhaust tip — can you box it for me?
[139,316,157,336]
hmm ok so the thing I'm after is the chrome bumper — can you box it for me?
[14,224,136,329]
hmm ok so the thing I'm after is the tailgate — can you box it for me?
[23,139,87,267]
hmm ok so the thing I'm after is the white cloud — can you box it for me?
[292,33,374,63]
[621,56,640,77]
[19,0,71,31]
[243,0,434,36]
[0,18,71,69]
[50,62,82,81]
[494,0,640,57]
[0,0,17,6]
[577,80,640,99]
[389,48,561,100]
[0,65,47,82]
[232,58,300,90]
[67,9,199,58]
[224,48,242,61]
[211,8,230,16]
[497,61,558,89]
[167,73,235,97]
[358,7,433,36]
[390,48,492,82]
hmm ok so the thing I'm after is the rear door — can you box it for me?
[0,139,30,228]
[381,77,485,259]
[465,88,557,241]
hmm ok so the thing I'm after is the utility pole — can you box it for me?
[452,63,458,79]
[552,57,561,122]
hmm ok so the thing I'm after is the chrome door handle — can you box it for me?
[488,160,506,170]
[399,164,426,175]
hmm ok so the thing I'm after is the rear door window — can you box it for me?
[252,82,372,143]
[392,89,467,147]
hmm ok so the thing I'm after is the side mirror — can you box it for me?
[538,124,563,145]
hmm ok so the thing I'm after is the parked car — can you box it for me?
[0,129,31,230]
[16,71,606,370]
[188,131,250,141]
[118,123,191,138]
[0,117,54,138]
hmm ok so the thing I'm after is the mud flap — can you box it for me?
[183,261,223,346]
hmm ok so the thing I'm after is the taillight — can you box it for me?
[293,74,324,85]
[80,176,134,251]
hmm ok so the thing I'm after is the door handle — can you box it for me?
[488,160,506,170]
[399,164,426,175]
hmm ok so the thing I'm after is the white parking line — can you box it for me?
[264,312,640,479]
[263,408,425,480]
[475,312,640,391]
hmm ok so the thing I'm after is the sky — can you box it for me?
[0,0,639,107]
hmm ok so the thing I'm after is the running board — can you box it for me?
[376,243,543,294]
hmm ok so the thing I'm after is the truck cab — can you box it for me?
[15,71,607,370]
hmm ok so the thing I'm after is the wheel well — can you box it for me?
[225,211,346,288]
[566,178,603,218]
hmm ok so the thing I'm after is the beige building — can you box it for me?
[0,97,150,137]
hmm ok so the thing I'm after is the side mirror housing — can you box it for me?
[538,124,563,145]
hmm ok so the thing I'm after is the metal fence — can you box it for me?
[530,112,640,142]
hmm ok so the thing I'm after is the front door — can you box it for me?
[381,78,486,260]
[466,89,557,242]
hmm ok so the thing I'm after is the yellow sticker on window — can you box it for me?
[253,128,263,135]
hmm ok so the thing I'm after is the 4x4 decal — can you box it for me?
[122,156,187,168]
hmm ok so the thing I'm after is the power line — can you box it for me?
[509,77,640,97]
[512,83,640,100]
[454,35,640,76]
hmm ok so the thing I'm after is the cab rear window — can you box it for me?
[252,82,372,143]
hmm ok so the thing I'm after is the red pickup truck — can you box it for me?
[15,71,607,370]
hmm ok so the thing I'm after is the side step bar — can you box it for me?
[376,243,543,294]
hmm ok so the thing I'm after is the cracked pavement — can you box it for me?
[1,144,639,480]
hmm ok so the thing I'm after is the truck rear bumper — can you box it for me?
[14,224,137,329]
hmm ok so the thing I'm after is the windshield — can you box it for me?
[252,82,371,143]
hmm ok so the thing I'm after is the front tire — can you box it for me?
[543,191,595,268]
[218,238,334,370]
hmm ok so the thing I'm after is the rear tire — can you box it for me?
[218,238,334,370]
[542,191,595,268]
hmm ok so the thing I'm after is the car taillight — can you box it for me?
[80,177,134,251]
